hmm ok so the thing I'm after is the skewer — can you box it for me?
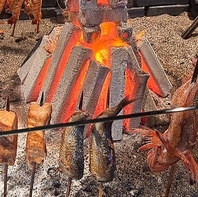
[3,97,10,197]
[26,91,51,197]
[11,22,16,37]
[164,165,175,197]
[3,164,8,197]
[98,182,103,197]
[28,92,44,197]
[29,162,36,197]
[0,105,198,137]
[97,90,110,197]
[66,177,72,197]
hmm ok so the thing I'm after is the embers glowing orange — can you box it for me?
[140,53,161,95]
[78,22,128,66]
[97,0,109,6]
[30,56,52,101]
[46,31,81,102]
[123,67,136,130]
[59,60,90,123]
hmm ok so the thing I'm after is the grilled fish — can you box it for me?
[59,110,89,180]
[89,96,137,182]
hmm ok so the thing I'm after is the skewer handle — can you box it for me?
[29,162,37,197]
[4,164,8,197]
[66,177,72,197]
[98,182,103,197]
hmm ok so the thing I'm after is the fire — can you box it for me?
[46,30,81,102]
[97,0,109,6]
[30,57,52,101]
[78,22,128,66]
[77,22,130,118]
[59,60,90,122]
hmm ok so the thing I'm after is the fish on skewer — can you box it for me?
[0,97,18,197]
[89,96,137,197]
[59,93,89,197]
[25,93,52,197]
[134,61,198,196]
[24,0,42,33]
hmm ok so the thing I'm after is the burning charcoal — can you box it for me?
[117,22,133,42]
[109,0,128,8]
[110,47,128,140]
[137,37,172,97]
[82,26,101,43]
[83,60,110,116]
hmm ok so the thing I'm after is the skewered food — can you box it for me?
[0,97,18,197]
[26,101,52,168]
[59,109,89,196]
[0,109,18,165]
[89,97,137,182]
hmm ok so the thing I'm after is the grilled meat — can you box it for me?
[26,102,52,168]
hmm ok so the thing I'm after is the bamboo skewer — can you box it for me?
[98,182,103,197]
[3,164,8,197]
[66,177,72,197]
[165,165,175,197]
[29,162,37,197]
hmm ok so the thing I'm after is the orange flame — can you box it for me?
[78,22,128,66]
[97,0,109,6]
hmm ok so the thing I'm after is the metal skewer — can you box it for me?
[0,105,198,137]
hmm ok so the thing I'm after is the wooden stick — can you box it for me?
[3,164,8,197]
[11,22,16,37]
[98,182,103,197]
[3,97,9,197]
[66,177,72,197]
[165,165,175,197]
[29,162,36,197]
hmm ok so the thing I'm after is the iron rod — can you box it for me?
[0,105,197,136]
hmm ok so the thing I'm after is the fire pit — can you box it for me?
[1,5,198,196]
[18,0,171,141]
